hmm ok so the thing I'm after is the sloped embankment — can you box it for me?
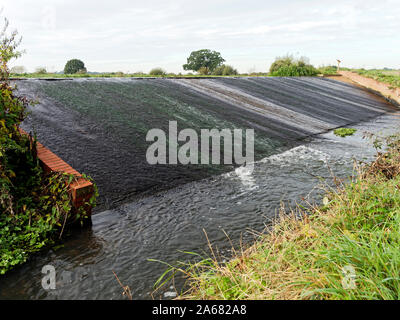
[339,71,400,106]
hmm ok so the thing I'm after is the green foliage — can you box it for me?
[353,69,400,89]
[149,67,167,76]
[269,55,295,74]
[183,49,225,74]
[213,65,238,76]
[0,18,97,274]
[64,59,86,74]
[318,65,338,75]
[269,55,319,76]
[0,17,22,80]
[334,128,357,137]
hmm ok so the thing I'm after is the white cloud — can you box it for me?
[1,0,399,72]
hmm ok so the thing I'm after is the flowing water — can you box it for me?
[0,77,398,299]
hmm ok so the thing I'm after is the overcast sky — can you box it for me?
[1,0,399,73]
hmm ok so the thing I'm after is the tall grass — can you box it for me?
[154,135,400,300]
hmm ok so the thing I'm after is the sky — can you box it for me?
[1,0,399,73]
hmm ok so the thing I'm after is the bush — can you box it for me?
[269,55,295,74]
[269,55,319,76]
[149,68,167,76]
[271,64,319,76]
[213,65,238,76]
[197,67,209,75]
[64,59,85,74]
[319,65,338,75]
[35,67,47,74]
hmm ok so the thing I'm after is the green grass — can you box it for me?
[318,66,339,76]
[156,135,400,300]
[352,69,400,89]
[334,128,357,137]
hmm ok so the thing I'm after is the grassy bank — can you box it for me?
[352,69,400,89]
[171,134,400,300]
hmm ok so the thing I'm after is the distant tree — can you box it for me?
[183,49,225,75]
[64,59,85,74]
[35,67,47,74]
[213,64,238,76]
[10,65,26,74]
[149,67,166,76]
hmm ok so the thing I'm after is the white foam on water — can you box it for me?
[223,145,329,189]
[234,165,257,190]
[261,145,330,166]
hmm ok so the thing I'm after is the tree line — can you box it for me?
[11,50,329,77]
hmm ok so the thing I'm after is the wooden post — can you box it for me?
[337,59,341,73]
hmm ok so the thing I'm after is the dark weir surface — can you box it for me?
[18,77,395,210]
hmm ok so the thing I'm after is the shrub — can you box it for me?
[318,65,338,75]
[64,59,85,74]
[213,65,238,76]
[269,55,295,74]
[271,64,319,76]
[149,67,166,76]
[197,67,209,75]
[35,67,47,74]
[269,55,319,76]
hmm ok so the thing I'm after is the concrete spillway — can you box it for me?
[17,77,396,210]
